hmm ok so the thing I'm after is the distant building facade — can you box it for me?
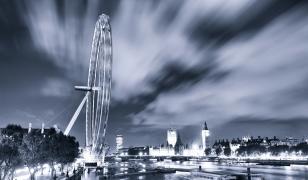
[116,135,123,152]
[167,128,177,147]
[117,122,211,157]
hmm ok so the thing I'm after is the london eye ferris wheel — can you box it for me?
[64,14,112,156]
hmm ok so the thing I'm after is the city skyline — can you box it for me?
[1,0,308,149]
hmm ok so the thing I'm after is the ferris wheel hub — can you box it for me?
[75,86,102,91]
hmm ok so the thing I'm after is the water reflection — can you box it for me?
[81,160,308,180]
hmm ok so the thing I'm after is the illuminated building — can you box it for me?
[183,143,204,156]
[167,128,177,147]
[127,147,149,156]
[116,135,123,152]
[118,148,129,156]
[281,137,300,146]
[117,147,149,156]
[201,121,210,151]
[149,147,174,156]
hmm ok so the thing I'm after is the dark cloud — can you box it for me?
[190,1,307,47]
[150,62,215,93]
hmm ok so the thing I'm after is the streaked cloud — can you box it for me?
[14,0,308,137]
[131,3,308,129]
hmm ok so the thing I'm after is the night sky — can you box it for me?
[1,0,308,151]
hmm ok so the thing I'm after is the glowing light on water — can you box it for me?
[222,152,308,161]
[138,176,145,180]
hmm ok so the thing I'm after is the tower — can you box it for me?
[174,133,184,155]
[28,123,32,133]
[116,135,123,152]
[41,123,45,134]
[167,128,177,147]
[201,121,210,151]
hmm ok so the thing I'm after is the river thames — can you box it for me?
[81,160,308,179]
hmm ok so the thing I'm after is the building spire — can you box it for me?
[203,121,208,130]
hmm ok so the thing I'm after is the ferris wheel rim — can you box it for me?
[85,14,112,152]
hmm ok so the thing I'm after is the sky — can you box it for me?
[1,0,308,150]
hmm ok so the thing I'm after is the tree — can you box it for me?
[19,131,45,180]
[41,129,64,177]
[0,141,22,180]
[237,144,266,156]
[0,125,23,180]
[224,147,231,156]
[215,146,223,156]
[292,142,308,155]
[41,130,79,177]
[1,125,24,144]
[57,135,79,173]
[205,148,211,156]
[268,145,289,156]
[1,125,79,179]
